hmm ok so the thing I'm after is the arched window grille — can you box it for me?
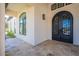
[19,12,26,35]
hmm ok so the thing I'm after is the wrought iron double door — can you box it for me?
[52,11,73,43]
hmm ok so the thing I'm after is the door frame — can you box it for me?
[52,11,73,43]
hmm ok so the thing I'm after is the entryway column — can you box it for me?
[0,3,5,56]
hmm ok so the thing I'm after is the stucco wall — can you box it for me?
[15,4,49,45]
[16,6,35,45]
[34,4,49,45]
[48,4,79,45]
[0,3,5,56]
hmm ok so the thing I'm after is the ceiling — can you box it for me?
[5,3,33,17]
[7,3,32,12]
[5,3,49,17]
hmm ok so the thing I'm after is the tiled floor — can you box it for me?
[5,38,79,56]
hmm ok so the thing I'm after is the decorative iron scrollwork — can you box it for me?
[51,3,72,11]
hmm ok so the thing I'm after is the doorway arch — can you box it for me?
[52,11,73,43]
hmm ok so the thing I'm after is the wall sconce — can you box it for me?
[42,14,45,20]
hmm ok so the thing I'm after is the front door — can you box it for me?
[52,11,73,43]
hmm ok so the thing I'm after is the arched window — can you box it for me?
[19,12,26,35]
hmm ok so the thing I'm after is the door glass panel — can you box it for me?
[53,16,59,34]
[63,19,70,35]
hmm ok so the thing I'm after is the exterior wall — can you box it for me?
[0,4,5,56]
[16,6,35,45]
[48,4,79,45]
[15,4,49,45]
[34,4,49,45]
